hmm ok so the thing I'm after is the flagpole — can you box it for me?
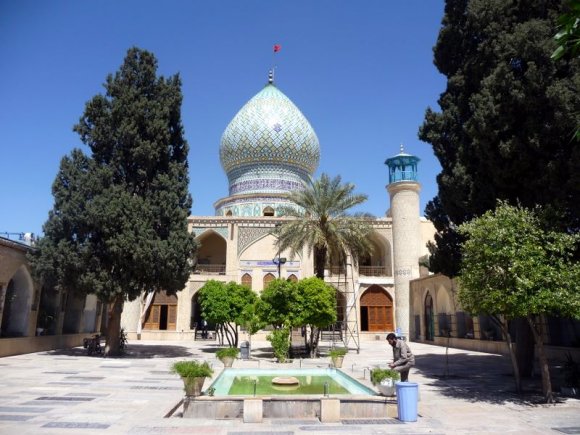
[272,44,281,84]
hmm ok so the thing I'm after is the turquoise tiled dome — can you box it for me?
[219,82,320,198]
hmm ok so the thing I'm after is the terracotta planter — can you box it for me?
[220,356,235,368]
[182,376,206,396]
[331,356,344,368]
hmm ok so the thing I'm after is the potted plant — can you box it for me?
[171,360,214,396]
[371,368,401,396]
[329,347,348,368]
[216,347,239,368]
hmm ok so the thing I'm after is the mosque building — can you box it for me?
[1,71,577,360]
[120,72,436,346]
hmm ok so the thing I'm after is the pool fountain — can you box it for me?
[182,368,391,422]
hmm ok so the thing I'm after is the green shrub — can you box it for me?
[329,348,348,358]
[370,368,400,385]
[171,360,213,379]
[216,347,239,359]
[267,327,290,362]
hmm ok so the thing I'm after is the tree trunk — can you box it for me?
[515,317,535,377]
[105,294,124,357]
[217,323,224,345]
[494,316,521,393]
[223,323,236,347]
[309,326,320,358]
[315,248,326,279]
[527,316,553,403]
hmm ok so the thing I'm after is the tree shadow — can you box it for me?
[415,352,565,406]
[46,343,194,359]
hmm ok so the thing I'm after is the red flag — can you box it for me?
[273,44,281,53]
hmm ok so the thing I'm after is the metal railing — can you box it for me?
[194,264,226,274]
[358,266,389,277]
[327,265,391,277]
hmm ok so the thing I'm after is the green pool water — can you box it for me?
[228,374,349,395]
[209,368,376,396]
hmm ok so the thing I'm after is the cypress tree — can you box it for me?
[420,0,580,277]
[31,48,197,355]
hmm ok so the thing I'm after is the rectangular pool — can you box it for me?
[209,368,376,396]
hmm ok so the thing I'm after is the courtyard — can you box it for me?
[0,339,579,434]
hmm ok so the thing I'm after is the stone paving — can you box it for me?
[0,338,579,434]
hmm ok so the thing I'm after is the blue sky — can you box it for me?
[0,1,446,238]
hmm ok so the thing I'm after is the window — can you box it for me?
[242,273,252,288]
[263,273,275,288]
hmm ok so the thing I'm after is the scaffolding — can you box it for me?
[321,261,361,354]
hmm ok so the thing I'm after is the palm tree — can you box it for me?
[276,173,374,279]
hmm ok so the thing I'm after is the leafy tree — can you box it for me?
[552,0,580,140]
[552,0,580,61]
[239,300,266,358]
[295,277,337,358]
[420,0,580,275]
[256,279,299,329]
[257,277,337,358]
[267,327,291,363]
[29,48,196,355]
[458,202,580,403]
[197,280,257,347]
[277,173,374,279]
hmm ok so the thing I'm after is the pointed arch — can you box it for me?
[195,230,227,274]
[360,285,393,332]
[424,292,434,341]
[263,206,275,217]
[359,232,392,276]
[1,265,34,337]
[191,292,202,330]
[287,274,298,282]
[263,273,275,288]
[242,273,252,288]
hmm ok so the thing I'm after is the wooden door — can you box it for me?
[167,305,177,330]
[144,305,160,330]
[360,286,394,331]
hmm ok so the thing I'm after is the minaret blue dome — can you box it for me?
[216,77,320,216]
[385,144,420,184]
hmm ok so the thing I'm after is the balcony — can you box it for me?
[359,266,389,277]
[327,266,391,277]
[193,264,226,275]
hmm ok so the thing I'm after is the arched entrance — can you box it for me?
[195,231,227,274]
[1,265,34,337]
[191,292,202,330]
[360,285,393,332]
[359,236,392,277]
[143,291,177,331]
[425,292,434,341]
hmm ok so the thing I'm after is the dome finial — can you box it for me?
[400,143,404,153]
[268,69,274,84]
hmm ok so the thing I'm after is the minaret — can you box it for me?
[385,145,421,338]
